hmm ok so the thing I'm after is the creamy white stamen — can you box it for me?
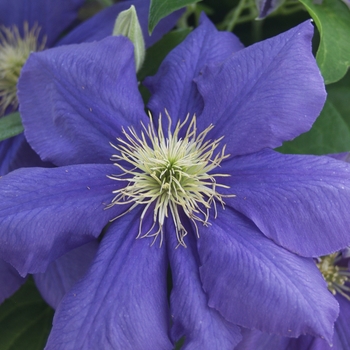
[107,111,233,246]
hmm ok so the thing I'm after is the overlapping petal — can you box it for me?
[332,294,350,349]
[57,0,183,48]
[0,259,26,304]
[328,152,350,162]
[144,14,243,125]
[18,36,147,166]
[46,211,172,350]
[0,0,85,46]
[195,21,326,157]
[197,209,338,343]
[236,294,350,349]
[222,149,350,256]
[235,328,318,349]
[34,240,98,309]
[0,164,121,276]
[0,134,51,176]
[166,219,241,349]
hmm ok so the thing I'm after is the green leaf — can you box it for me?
[0,278,54,350]
[0,112,24,141]
[148,0,201,34]
[278,72,350,154]
[299,0,350,84]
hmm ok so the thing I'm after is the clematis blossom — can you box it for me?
[2,14,350,348]
[0,0,85,116]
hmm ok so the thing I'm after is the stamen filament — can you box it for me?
[106,111,234,246]
[0,22,46,115]
[317,252,350,300]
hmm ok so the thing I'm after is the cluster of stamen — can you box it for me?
[0,22,46,115]
[317,253,350,300]
[107,112,232,246]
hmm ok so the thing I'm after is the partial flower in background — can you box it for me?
[255,0,285,18]
[0,23,46,115]
[236,152,350,349]
[0,0,86,178]
[0,0,85,117]
[2,14,350,348]
[235,250,350,349]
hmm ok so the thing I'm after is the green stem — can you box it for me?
[252,19,264,42]
[96,0,113,7]
[225,0,250,31]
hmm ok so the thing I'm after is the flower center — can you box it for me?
[107,112,232,246]
[317,253,350,301]
[0,22,46,116]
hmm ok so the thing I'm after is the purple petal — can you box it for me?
[332,294,350,349]
[236,328,323,350]
[46,211,172,349]
[166,219,241,349]
[197,209,338,343]
[0,0,85,46]
[58,0,183,48]
[0,134,51,176]
[18,36,147,166]
[0,164,122,276]
[328,152,350,162]
[257,0,285,19]
[0,259,26,304]
[236,328,316,350]
[34,240,98,309]
[144,14,243,123]
[222,149,350,256]
[195,21,326,157]
[236,294,350,349]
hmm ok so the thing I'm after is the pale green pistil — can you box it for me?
[317,253,350,301]
[107,112,232,246]
[0,23,46,115]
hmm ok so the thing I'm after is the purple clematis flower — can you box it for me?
[0,0,181,306]
[2,14,350,348]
